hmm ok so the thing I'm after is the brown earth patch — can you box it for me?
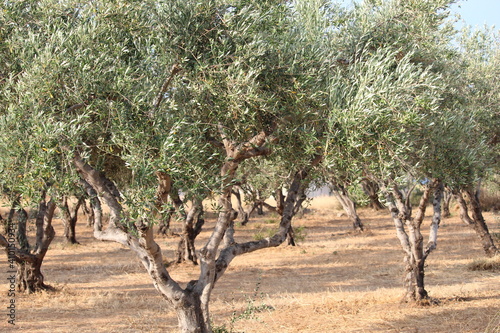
[1,197,499,332]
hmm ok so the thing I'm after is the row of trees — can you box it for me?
[1,0,498,332]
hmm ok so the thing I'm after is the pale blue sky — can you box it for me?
[451,0,500,29]
[340,0,500,30]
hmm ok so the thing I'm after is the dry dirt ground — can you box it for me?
[1,197,499,333]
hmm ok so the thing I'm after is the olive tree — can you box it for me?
[1,0,330,331]
[323,0,463,302]
[445,26,500,257]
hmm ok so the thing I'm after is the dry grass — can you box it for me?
[467,256,500,272]
[1,196,499,333]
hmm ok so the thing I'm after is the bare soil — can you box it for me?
[1,197,499,333]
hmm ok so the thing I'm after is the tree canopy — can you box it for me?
[1,0,499,330]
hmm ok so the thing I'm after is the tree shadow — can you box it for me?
[378,303,500,333]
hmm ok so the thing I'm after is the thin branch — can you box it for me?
[65,103,87,113]
[152,63,182,112]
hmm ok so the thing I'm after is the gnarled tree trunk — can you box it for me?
[384,180,440,302]
[442,186,452,218]
[74,152,211,332]
[1,191,56,294]
[331,182,364,232]
[361,178,385,210]
[16,207,30,251]
[177,199,205,264]
[454,188,498,257]
[73,128,307,333]
[20,192,56,293]
[232,186,249,225]
[60,195,84,244]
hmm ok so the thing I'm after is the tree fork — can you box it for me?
[74,152,211,332]
[331,181,364,232]
[385,180,438,302]
[61,196,84,244]
[1,191,57,294]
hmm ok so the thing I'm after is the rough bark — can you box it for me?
[292,184,308,216]
[424,182,443,258]
[73,127,277,333]
[155,171,176,235]
[442,186,452,218]
[81,198,95,227]
[74,156,129,245]
[331,182,364,232]
[176,199,206,264]
[0,191,56,294]
[16,207,30,251]
[361,178,385,210]
[454,189,498,257]
[232,186,249,225]
[275,187,285,216]
[4,196,20,236]
[384,180,438,302]
[79,179,102,231]
[60,196,84,244]
[74,152,207,332]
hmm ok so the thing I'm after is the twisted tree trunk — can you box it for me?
[177,199,205,264]
[361,178,385,210]
[73,128,275,332]
[454,188,498,257]
[74,153,209,332]
[1,190,56,294]
[60,195,85,244]
[385,180,440,302]
[16,207,30,251]
[331,182,364,232]
[81,198,95,227]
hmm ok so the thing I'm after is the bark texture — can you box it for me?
[384,180,441,302]
[442,187,452,218]
[16,207,30,251]
[454,189,498,257]
[176,199,205,264]
[331,182,364,232]
[60,196,84,244]
[232,186,249,225]
[361,178,385,210]
[0,191,56,293]
[72,127,309,332]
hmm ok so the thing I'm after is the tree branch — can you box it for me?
[0,234,36,263]
[213,154,322,282]
[424,181,443,258]
[152,63,182,112]
[73,152,129,245]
